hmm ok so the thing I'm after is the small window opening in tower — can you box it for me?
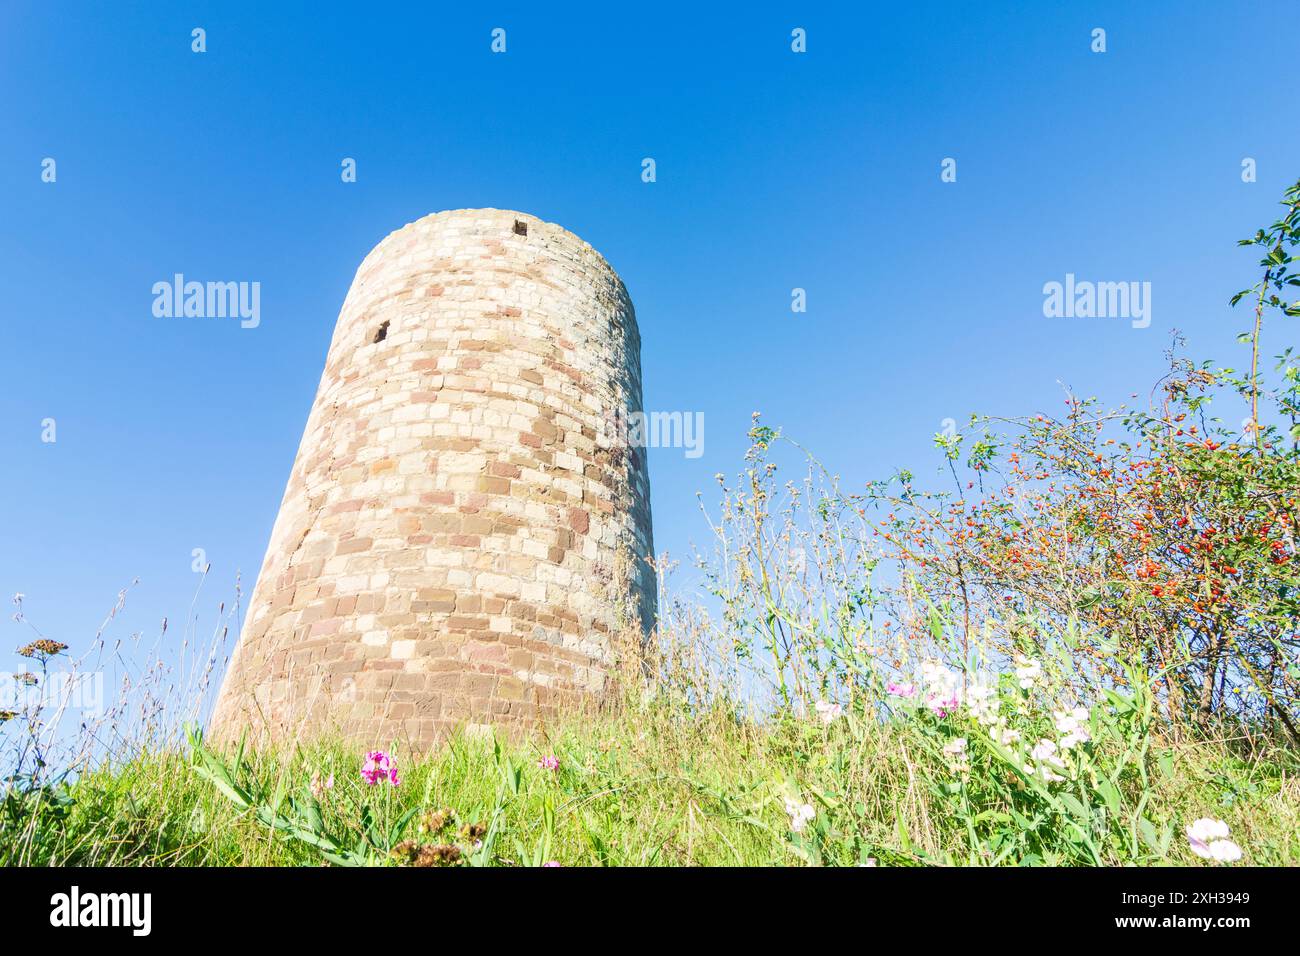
[513,219,528,237]
[373,320,389,343]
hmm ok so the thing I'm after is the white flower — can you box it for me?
[814,700,843,724]
[942,737,970,774]
[966,683,1001,725]
[1030,739,1058,762]
[1187,818,1240,862]
[12,593,24,604]
[919,659,962,716]
[1027,739,1067,781]
[1025,762,1065,783]
[991,725,1021,746]
[784,798,815,833]
[1054,707,1091,749]
[1186,818,1231,842]
[1207,840,1243,862]
[1022,761,1064,783]
[1014,655,1042,689]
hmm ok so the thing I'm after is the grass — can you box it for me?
[7,681,1298,867]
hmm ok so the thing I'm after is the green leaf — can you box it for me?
[1157,750,1174,783]
[302,790,324,834]
[1097,778,1123,816]
[1138,817,1161,854]
[1058,792,1089,819]
[388,805,420,846]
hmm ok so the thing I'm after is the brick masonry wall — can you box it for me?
[209,209,655,749]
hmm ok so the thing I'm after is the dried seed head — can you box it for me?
[390,840,420,865]
[17,639,67,659]
[420,807,455,834]
[414,844,461,867]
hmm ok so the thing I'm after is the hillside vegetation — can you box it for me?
[3,180,1299,867]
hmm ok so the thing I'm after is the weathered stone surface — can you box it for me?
[209,209,655,750]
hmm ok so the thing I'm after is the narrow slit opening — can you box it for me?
[372,321,389,343]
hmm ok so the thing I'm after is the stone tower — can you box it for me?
[210,209,655,749]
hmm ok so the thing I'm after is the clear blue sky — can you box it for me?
[2,2,1297,691]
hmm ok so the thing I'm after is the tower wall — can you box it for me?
[210,209,654,749]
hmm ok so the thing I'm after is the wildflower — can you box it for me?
[814,700,843,724]
[12,593,23,604]
[1013,655,1042,689]
[361,749,399,787]
[1206,841,1243,863]
[542,861,561,868]
[859,858,878,867]
[928,695,959,718]
[460,821,487,842]
[886,681,916,699]
[18,639,68,660]
[15,673,38,687]
[537,754,560,771]
[1187,818,1242,863]
[1024,761,1064,783]
[784,798,815,834]
[1055,706,1091,749]
[966,683,1000,725]
[919,659,962,717]
[1030,739,1061,763]
[310,771,334,800]
[943,737,970,774]
[991,725,1020,746]
[1027,739,1067,782]
[0,710,15,724]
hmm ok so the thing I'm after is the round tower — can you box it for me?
[210,209,655,749]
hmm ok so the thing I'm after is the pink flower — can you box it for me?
[537,755,560,772]
[542,861,561,867]
[928,695,960,718]
[886,681,916,699]
[361,750,399,787]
